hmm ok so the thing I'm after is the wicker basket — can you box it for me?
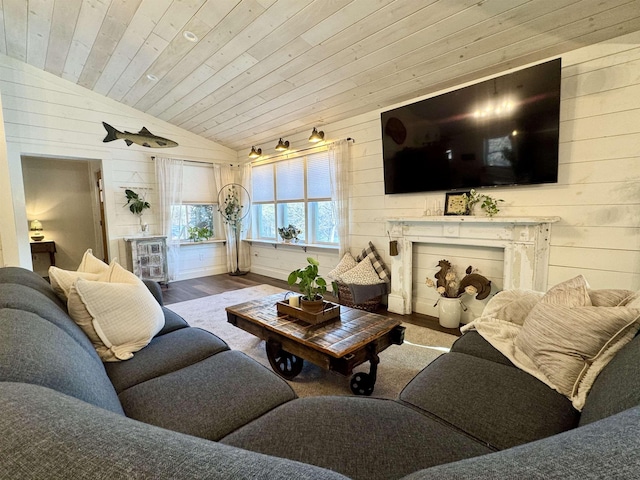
[336,282,383,312]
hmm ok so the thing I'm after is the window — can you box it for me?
[171,204,215,242]
[251,151,337,245]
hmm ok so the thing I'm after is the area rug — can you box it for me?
[166,285,458,399]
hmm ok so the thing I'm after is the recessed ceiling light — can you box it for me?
[183,31,198,42]
[146,74,158,82]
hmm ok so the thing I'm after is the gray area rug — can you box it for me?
[166,285,458,399]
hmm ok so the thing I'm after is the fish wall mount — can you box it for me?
[102,122,178,148]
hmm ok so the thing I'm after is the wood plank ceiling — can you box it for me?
[1,0,640,153]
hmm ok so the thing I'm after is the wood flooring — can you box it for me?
[162,272,461,337]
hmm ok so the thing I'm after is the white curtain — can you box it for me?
[329,139,351,257]
[154,156,183,281]
[238,163,252,271]
[213,164,238,273]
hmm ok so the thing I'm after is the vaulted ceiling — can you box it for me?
[2,0,640,152]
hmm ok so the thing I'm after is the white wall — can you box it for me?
[250,30,640,319]
[0,54,237,277]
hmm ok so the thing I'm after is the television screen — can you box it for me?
[381,58,561,194]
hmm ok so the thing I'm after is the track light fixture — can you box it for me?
[275,138,290,151]
[308,127,325,143]
[248,146,262,158]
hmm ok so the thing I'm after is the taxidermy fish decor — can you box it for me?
[102,122,178,148]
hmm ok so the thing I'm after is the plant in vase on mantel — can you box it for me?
[425,259,492,328]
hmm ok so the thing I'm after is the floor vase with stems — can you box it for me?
[438,297,462,328]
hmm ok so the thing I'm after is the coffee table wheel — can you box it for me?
[266,341,303,380]
[350,372,375,396]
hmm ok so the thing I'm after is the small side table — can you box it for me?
[30,240,57,267]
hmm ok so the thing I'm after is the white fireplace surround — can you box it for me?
[386,216,560,315]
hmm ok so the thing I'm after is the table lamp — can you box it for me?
[30,220,44,241]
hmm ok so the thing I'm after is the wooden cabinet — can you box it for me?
[124,236,169,284]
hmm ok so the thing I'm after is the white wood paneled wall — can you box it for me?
[0,53,236,275]
[251,30,640,318]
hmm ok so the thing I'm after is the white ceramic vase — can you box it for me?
[438,297,462,328]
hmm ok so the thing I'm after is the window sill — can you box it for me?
[179,239,226,246]
[244,238,338,252]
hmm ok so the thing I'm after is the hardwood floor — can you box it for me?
[162,272,462,337]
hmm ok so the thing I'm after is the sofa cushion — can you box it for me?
[579,332,640,426]
[450,331,514,367]
[402,405,640,480]
[0,266,66,310]
[67,262,165,361]
[118,350,296,441]
[0,283,98,357]
[0,309,124,414]
[399,352,579,450]
[157,306,189,335]
[0,383,348,480]
[222,396,493,480]
[105,327,229,393]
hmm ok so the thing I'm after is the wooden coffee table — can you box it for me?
[225,294,405,395]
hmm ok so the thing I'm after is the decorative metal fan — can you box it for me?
[217,183,251,276]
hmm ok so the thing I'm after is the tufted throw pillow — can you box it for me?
[339,257,385,285]
[67,262,164,362]
[49,249,109,301]
[328,253,357,280]
[356,241,391,283]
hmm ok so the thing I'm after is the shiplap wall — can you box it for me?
[0,54,236,278]
[251,30,640,319]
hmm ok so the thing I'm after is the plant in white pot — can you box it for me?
[287,257,335,313]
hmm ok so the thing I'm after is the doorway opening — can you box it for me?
[21,156,107,276]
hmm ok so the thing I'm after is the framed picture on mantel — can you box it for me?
[444,191,470,215]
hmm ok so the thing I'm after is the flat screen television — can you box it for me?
[381,58,561,194]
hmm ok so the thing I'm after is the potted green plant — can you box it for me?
[287,257,334,313]
[278,224,301,243]
[124,189,151,232]
[188,226,213,242]
[464,189,504,217]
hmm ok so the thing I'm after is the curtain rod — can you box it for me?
[249,137,355,165]
[150,156,241,168]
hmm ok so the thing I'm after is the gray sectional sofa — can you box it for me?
[2,266,640,479]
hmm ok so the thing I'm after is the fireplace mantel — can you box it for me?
[386,216,560,315]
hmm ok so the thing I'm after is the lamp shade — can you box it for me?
[309,128,325,143]
[275,138,290,151]
[30,220,44,241]
[248,146,262,158]
[30,220,43,231]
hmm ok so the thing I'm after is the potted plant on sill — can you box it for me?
[278,224,301,243]
[287,257,335,313]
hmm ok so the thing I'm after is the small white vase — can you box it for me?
[438,297,462,328]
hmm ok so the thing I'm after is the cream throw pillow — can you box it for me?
[328,253,357,280]
[481,289,544,326]
[49,249,109,300]
[516,303,640,409]
[67,262,164,362]
[339,257,385,285]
